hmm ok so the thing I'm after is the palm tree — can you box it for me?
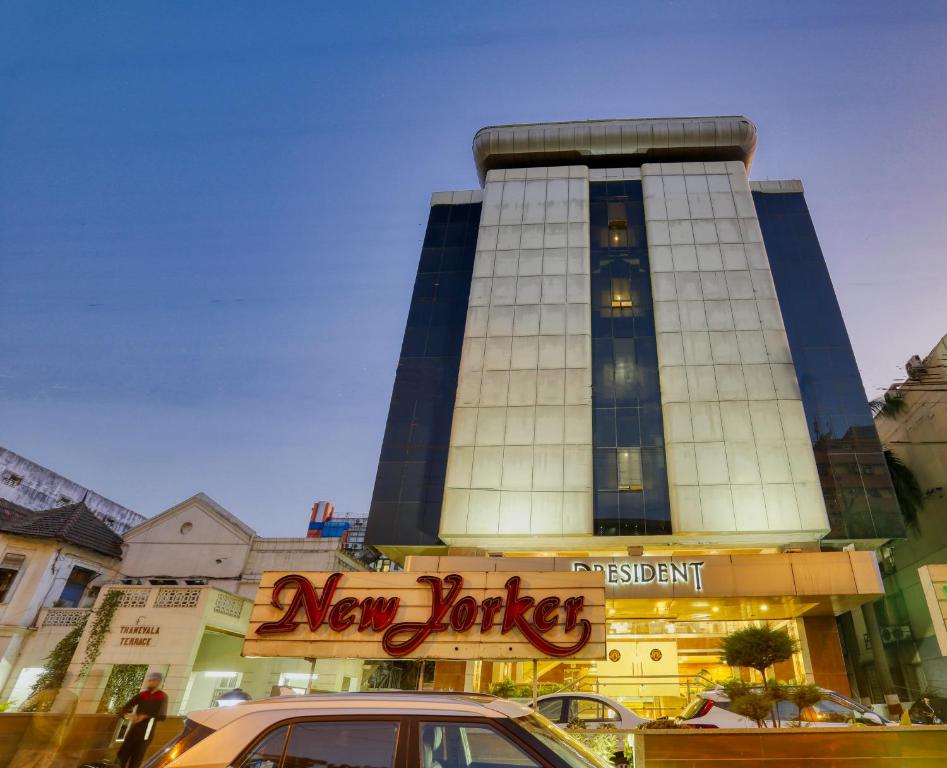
[867,391,924,532]
[870,391,907,419]
[884,449,924,533]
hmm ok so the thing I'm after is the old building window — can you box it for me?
[58,566,96,607]
[0,554,26,602]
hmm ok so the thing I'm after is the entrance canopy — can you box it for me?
[404,551,884,621]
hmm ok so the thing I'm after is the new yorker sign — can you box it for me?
[243,571,606,661]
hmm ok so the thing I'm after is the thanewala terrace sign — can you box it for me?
[243,571,606,660]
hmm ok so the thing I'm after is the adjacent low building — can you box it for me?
[0,446,144,535]
[840,334,947,703]
[1,492,367,714]
[0,499,124,706]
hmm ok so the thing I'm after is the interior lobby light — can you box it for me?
[217,688,252,707]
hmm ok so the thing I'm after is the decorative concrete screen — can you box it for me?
[243,569,605,660]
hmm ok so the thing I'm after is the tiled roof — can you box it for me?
[0,499,123,558]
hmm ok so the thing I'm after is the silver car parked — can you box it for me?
[143,692,613,768]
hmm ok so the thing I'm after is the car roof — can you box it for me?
[537,691,638,711]
[187,692,533,730]
[538,692,618,703]
[701,685,835,697]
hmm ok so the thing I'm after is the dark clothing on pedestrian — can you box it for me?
[117,690,168,768]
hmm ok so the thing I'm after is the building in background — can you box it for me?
[333,515,367,551]
[0,492,367,715]
[0,446,144,535]
[306,501,369,553]
[306,500,349,545]
[840,334,947,703]
[366,116,902,715]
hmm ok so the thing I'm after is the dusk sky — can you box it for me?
[3,1,946,535]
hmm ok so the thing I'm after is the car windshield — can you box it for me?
[678,697,706,720]
[827,692,884,719]
[516,714,612,768]
[142,719,215,768]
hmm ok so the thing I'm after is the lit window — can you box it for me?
[610,278,634,310]
[0,554,26,602]
[8,667,44,710]
[618,449,643,491]
[607,202,629,247]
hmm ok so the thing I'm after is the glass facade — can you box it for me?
[753,191,905,541]
[589,181,670,535]
[365,202,482,547]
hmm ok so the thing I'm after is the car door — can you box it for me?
[235,716,408,768]
[413,718,556,768]
[565,698,622,730]
[774,699,801,727]
[799,697,855,727]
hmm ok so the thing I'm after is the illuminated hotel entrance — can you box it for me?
[403,551,884,716]
[471,613,806,719]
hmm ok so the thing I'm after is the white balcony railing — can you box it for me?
[41,607,92,627]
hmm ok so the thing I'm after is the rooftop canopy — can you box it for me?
[472,116,757,185]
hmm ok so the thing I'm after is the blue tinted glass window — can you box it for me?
[367,203,481,547]
[754,191,904,541]
[590,182,670,535]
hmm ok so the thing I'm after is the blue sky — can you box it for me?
[2,1,946,534]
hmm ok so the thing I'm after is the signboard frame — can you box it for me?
[243,570,606,661]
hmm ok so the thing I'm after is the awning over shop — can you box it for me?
[404,552,884,620]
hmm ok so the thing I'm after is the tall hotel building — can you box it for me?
[366,117,903,708]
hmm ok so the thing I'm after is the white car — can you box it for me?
[142,692,612,768]
[677,687,893,728]
[534,692,649,729]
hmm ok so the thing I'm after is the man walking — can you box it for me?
[117,671,168,768]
